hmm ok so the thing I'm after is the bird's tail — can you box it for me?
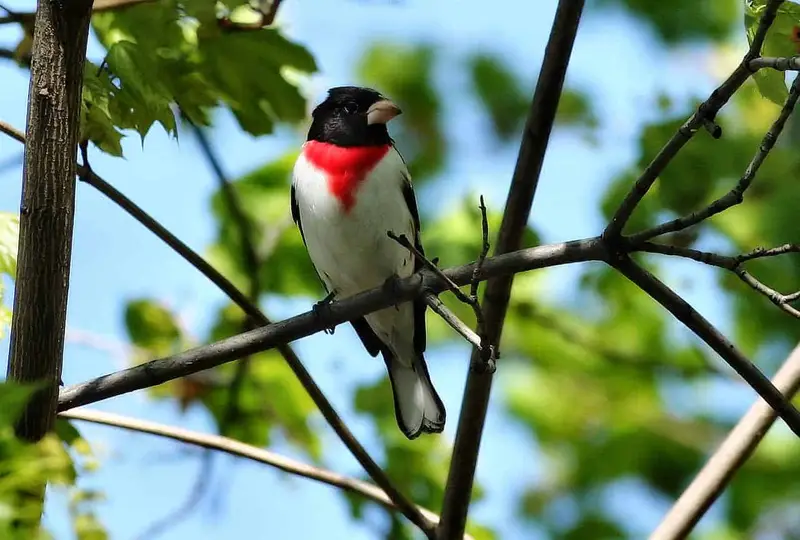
[384,352,445,439]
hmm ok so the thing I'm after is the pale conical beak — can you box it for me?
[366,99,402,125]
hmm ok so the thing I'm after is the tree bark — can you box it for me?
[7,0,93,441]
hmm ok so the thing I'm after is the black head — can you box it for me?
[307,86,402,147]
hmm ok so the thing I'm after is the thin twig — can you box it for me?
[636,242,800,318]
[422,292,482,350]
[59,408,471,538]
[0,119,24,143]
[603,0,785,238]
[611,256,800,436]
[650,343,800,540]
[438,1,585,537]
[388,223,495,368]
[631,73,800,243]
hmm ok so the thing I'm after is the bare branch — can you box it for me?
[749,56,800,71]
[603,0,785,238]
[60,408,471,538]
[636,242,800,318]
[422,292,482,350]
[438,1,585,537]
[57,238,606,409]
[0,119,24,143]
[611,256,800,436]
[650,343,800,540]
[0,0,155,24]
[631,73,800,243]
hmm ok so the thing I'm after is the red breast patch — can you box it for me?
[303,141,391,212]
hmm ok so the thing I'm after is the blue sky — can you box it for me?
[0,0,761,538]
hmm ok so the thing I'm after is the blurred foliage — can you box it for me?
[468,51,598,144]
[4,0,800,538]
[596,0,739,43]
[0,382,105,539]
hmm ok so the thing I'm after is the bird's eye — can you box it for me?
[343,102,358,114]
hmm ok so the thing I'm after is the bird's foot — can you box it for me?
[382,273,403,296]
[471,345,497,374]
[313,290,337,335]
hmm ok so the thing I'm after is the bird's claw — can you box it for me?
[471,345,497,374]
[382,273,402,296]
[313,291,337,335]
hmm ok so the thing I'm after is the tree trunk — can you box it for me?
[6,0,93,526]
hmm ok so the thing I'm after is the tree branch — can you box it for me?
[630,73,800,244]
[438,1,585,537]
[0,0,156,24]
[603,0,785,238]
[59,408,473,539]
[611,256,800,436]
[638,242,800,318]
[57,238,605,410]
[649,343,800,540]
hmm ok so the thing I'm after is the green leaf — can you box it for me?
[599,0,738,43]
[103,40,178,138]
[54,419,82,446]
[0,382,37,428]
[123,298,182,358]
[81,65,124,157]
[198,30,315,135]
[468,52,529,142]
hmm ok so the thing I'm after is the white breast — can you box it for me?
[292,147,417,298]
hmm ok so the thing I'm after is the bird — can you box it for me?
[290,86,445,439]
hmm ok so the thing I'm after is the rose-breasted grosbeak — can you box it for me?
[291,86,445,439]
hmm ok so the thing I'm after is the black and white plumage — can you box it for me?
[290,86,445,439]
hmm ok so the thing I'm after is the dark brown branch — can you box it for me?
[631,73,800,243]
[57,238,606,409]
[603,0,785,238]
[438,1,585,537]
[650,343,800,540]
[8,0,92,438]
[611,256,800,436]
[5,0,93,530]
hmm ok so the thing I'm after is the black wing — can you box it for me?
[291,183,305,244]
